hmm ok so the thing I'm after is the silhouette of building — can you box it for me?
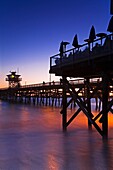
[6,71,22,88]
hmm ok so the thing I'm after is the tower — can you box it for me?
[6,71,22,88]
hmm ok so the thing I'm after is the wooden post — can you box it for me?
[95,97,98,110]
[33,97,35,105]
[45,94,48,106]
[98,97,101,111]
[55,97,57,106]
[52,97,54,107]
[40,94,42,105]
[49,96,51,106]
[58,96,60,107]
[37,95,39,105]
[62,76,67,131]
[102,73,109,139]
[86,78,92,129]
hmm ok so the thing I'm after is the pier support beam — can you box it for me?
[85,78,92,129]
[102,73,109,139]
[62,76,67,131]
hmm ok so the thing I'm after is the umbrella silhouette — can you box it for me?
[110,0,113,14]
[107,16,113,33]
[88,25,96,49]
[59,41,69,57]
[59,41,70,53]
[84,25,96,49]
[72,34,79,48]
[89,25,96,42]
[59,41,64,54]
[96,32,107,45]
[62,41,70,46]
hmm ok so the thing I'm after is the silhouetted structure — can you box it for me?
[6,71,22,88]
[0,1,112,140]
[49,8,113,139]
[72,34,80,48]
[59,41,69,57]
[107,16,113,33]
[88,25,95,43]
[96,32,107,45]
[0,78,111,111]
[111,0,113,14]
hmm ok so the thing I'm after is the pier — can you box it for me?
[1,31,113,139]
[0,1,112,139]
[0,73,113,139]
[0,78,104,108]
[0,35,113,139]
[49,32,113,139]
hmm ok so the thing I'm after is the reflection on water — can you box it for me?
[0,101,113,169]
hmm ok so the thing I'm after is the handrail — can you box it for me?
[50,33,112,59]
[0,78,102,90]
[50,33,113,68]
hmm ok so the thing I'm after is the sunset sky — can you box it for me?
[0,0,111,87]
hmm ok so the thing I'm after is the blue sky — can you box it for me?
[0,0,111,87]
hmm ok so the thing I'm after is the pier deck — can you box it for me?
[49,34,113,78]
[49,34,113,139]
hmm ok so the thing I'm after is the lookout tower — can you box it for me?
[6,71,22,88]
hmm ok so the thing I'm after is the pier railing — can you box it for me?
[0,78,102,91]
[21,79,85,88]
[50,33,113,68]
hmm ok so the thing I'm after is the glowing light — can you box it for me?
[11,75,15,78]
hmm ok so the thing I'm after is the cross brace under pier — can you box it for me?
[61,74,112,139]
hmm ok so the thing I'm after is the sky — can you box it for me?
[0,0,111,87]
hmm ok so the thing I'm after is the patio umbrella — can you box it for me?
[59,41,64,54]
[62,41,70,46]
[62,41,70,52]
[107,16,113,41]
[89,25,96,49]
[96,33,107,45]
[89,25,96,42]
[110,0,113,14]
[72,34,79,48]
[107,16,113,33]
[59,41,69,57]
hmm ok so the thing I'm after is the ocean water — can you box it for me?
[0,100,113,170]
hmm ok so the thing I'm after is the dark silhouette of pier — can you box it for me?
[1,32,113,139]
[0,0,113,139]
[49,15,113,139]
[48,0,113,139]
[0,78,105,109]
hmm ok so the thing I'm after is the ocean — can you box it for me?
[0,100,113,170]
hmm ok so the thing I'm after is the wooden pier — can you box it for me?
[0,78,104,108]
[49,33,113,139]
